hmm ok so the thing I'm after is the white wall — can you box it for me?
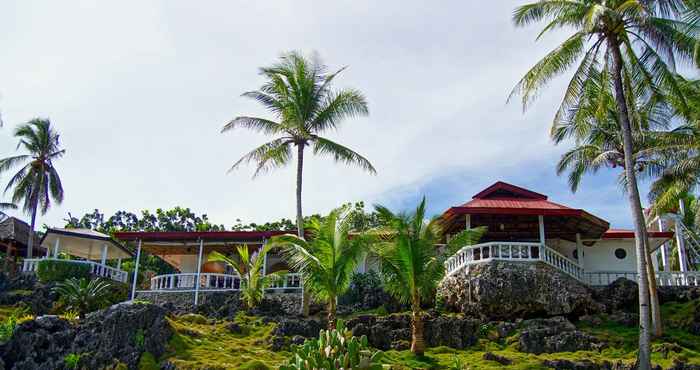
[546,238,643,272]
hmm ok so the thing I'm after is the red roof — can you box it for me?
[113,230,291,242]
[603,229,674,240]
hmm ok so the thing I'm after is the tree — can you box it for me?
[510,2,699,366]
[550,65,668,336]
[223,51,376,315]
[270,207,370,329]
[53,277,113,319]
[372,198,483,355]
[0,118,65,259]
[207,244,282,309]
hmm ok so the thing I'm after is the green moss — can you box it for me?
[138,352,159,370]
[163,313,289,369]
[239,360,270,370]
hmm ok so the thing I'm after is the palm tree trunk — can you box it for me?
[645,238,663,337]
[410,297,425,355]
[27,204,38,259]
[609,39,652,370]
[296,143,311,317]
[327,296,337,330]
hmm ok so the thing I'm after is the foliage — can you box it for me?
[134,328,146,350]
[271,206,371,327]
[36,259,91,283]
[59,310,80,322]
[138,352,159,370]
[64,207,226,234]
[0,314,17,343]
[0,118,65,217]
[208,243,282,310]
[64,353,81,369]
[280,320,383,370]
[339,270,383,306]
[52,278,113,318]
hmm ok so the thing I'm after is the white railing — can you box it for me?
[22,258,128,283]
[444,242,584,281]
[149,272,303,292]
[583,270,700,287]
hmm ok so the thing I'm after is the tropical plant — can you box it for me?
[280,320,383,370]
[52,278,113,318]
[0,118,65,258]
[207,243,282,309]
[0,315,17,343]
[63,353,81,369]
[36,259,91,283]
[372,198,484,355]
[510,2,700,366]
[549,65,668,336]
[270,207,370,329]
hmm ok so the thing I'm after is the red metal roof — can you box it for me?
[113,230,291,242]
[603,229,674,240]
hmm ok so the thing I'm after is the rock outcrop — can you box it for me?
[0,302,172,370]
[438,261,601,320]
[517,316,605,354]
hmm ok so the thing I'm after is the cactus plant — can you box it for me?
[280,320,383,370]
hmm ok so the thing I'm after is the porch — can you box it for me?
[148,272,302,292]
[20,228,131,283]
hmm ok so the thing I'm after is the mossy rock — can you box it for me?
[239,360,270,370]
[179,313,209,325]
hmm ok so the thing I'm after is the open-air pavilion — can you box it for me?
[0,217,44,274]
[21,228,131,283]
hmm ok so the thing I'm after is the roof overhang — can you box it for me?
[113,230,291,255]
[40,228,132,260]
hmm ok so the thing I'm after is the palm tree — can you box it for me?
[510,2,699,366]
[373,198,483,355]
[270,207,369,329]
[551,66,669,336]
[53,277,113,319]
[207,243,282,309]
[222,51,376,315]
[0,118,65,259]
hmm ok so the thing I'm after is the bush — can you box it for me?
[37,260,91,283]
[339,271,382,306]
[64,353,81,369]
[280,320,382,370]
[138,352,159,370]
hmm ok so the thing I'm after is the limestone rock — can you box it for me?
[517,316,605,354]
[438,261,601,320]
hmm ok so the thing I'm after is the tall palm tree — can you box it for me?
[510,2,699,366]
[208,243,282,309]
[0,118,65,258]
[551,66,669,336]
[270,207,369,329]
[373,198,484,355]
[223,51,376,315]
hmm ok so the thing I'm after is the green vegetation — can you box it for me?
[208,243,282,310]
[0,118,65,259]
[138,352,159,370]
[52,277,113,318]
[271,206,371,329]
[36,259,91,283]
[280,320,382,370]
[0,305,32,343]
[63,353,81,369]
[163,313,288,369]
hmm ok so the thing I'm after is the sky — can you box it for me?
[0,1,649,230]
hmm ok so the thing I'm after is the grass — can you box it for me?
[163,313,288,369]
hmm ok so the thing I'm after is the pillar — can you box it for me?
[130,239,142,301]
[465,214,471,229]
[658,218,670,272]
[194,238,204,305]
[576,233,584,270]
[117,258,122,270]
[538,215,546,245]
[53,237,60,258]
[262,239,268,276]
[675,217,689,273]
[100,244,108,266]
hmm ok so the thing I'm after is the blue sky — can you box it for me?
[0,1,653,230]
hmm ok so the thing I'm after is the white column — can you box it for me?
[53,237,60,258]
[130,239,142,301]
[117,258,122,270]
[576,233,584,270]
[194,239,204,305]
[262,239,268,276]
[465,214,471,229]
[100,244,108,266]
[658,218,670,272]
[675,218,689,273]
[538,215,546,245]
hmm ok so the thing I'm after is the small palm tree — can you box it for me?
[207,244,282,309]
[270,207,370,329]
[510,2,700,366]
[373,198,483,355]
[0,118,65,258]
[53,278,113,319]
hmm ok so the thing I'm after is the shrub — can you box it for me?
[134,328,145,349]
[0,315,17,343]
[52,278,113,318]
[37,260,91,283]
[138,352,159,370]
[64,353,81,369]
[339,271,382,306]
[280,320,382,370]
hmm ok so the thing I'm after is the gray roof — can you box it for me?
[0,217,42,251]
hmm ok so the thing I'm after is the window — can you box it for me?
[614,248,627,259]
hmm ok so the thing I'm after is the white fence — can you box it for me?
[585,270,700,287]
[444,242,584,281]
[22,258,128,283]
[149,272,303,292]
